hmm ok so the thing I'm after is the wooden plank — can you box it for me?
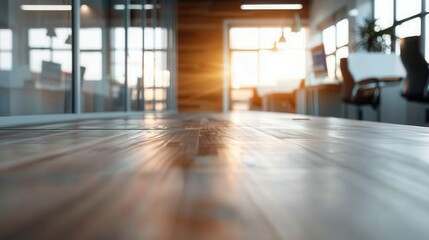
[1,112,429,239]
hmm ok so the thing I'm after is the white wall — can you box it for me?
[308,0,372,47]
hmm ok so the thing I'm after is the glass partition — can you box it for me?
[0,0,176,117]
[0,0,73,116]
[128,0,147,111]
[81,0,126,112]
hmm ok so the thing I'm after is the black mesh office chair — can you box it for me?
[339,58,381,120]
[399,36,429,103]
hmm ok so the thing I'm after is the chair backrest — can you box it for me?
[399,36,429,101]
[339,58,355,103]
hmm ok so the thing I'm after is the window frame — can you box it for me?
[0,0,177,120]
[374,0,428,57]
[322,18,349,81]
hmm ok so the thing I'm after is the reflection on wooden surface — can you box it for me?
[1,112,429,239]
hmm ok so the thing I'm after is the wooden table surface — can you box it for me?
[1,112,429,240]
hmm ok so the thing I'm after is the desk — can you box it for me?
[261,92,295,112]
[296,83,343,117]
[1,112,429,239]
[0,87,68,116]
[0,87,115,116]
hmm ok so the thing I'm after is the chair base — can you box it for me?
[343,103,381,122]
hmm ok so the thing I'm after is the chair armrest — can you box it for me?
[377,77,402,82]
[358,77,402,90]
[356,78,379,86]
[351,78,380,102]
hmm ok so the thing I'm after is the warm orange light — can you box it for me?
[230,27,306,90]
[80,4,89,12]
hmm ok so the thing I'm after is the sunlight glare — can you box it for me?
[230,27,306,89]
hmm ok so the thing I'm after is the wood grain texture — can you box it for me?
[177,1,309,112]
[1,112,429,240]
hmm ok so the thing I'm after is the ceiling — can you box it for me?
[178,0,310,19]
[179,0,305,3]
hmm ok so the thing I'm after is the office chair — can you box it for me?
[399,36,429,103]
[339,58,381,120]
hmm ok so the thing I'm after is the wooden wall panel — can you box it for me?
[177,0,309,112]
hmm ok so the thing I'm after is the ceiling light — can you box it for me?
[80,4,90,12]
[240,4,303,10]
[113,4,158,10]
[20,5,72,11]
[348,8,359,17]
[46,28,57,38]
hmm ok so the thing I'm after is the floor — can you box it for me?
[1,112,429,240]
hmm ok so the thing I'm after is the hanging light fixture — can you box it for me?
[278,30,286,43]
[275,29,287,50]
[292,13,302,33]
[275,11,302,50]
[65,34,72,44]
[46,27,57,38]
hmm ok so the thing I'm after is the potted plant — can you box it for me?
[348,17,405,82]
[355,17,395,52]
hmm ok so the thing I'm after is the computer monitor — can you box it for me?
[311,44,328,78]
[41,61,62,82]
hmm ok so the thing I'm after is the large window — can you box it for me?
[396,0,421,21]
[229,26,306,110]
[375,0,394,29]
[230,27,306,89]
[322,19,349,81]
[374,0,429,60]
